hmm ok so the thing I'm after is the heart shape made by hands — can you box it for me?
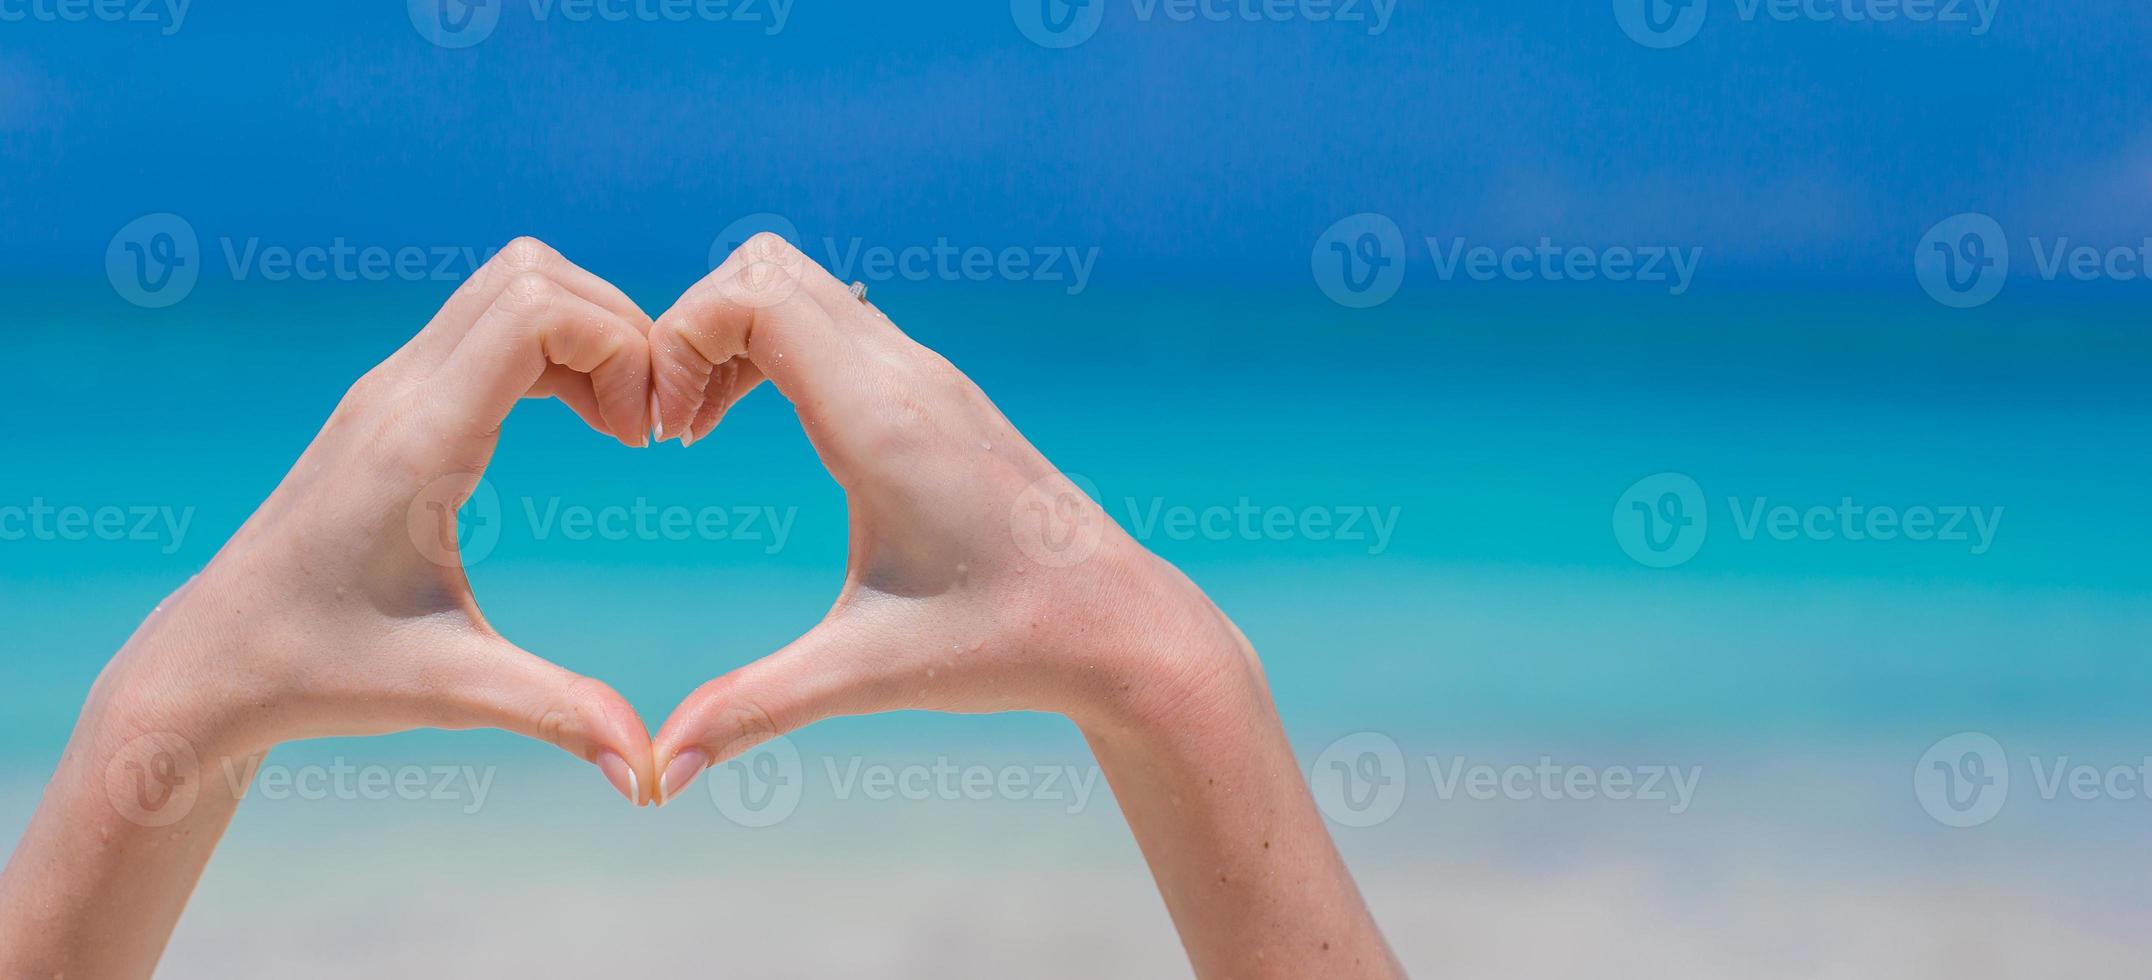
[358,232,1172,810]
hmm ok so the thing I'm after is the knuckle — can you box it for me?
[534,705,574,748]
[700,691,782,759]
[333,365,392,417]
[496,271,563,316]
[742,231,797,260]
[859,407,934,462]
[495,236,558,273]
[915,347,970,395]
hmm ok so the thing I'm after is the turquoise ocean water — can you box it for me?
[4,275,2150,975]
[6,277,2147,744]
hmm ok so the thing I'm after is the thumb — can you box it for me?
[444,632,657,807]
[649,619,881,807]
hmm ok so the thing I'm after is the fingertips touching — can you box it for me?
[649,623,872,806]
[446,637,659,807]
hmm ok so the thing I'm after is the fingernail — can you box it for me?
[680,426,697,449]
[649,390,666,443]
[658,749,708,806]
[598,751,639,806]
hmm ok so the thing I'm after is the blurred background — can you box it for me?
[4,2,2151,976]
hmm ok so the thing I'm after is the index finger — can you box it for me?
[649,234,911,467]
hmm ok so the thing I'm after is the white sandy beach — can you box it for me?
[5,740,2138,979]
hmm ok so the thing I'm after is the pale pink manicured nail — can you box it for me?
[598,751,639,806]
[658,749,708,806]
[649,390,666,443]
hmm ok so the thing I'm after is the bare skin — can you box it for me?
[647,233,1404,979]
[0,239,660,979]
[0,234,1402,980]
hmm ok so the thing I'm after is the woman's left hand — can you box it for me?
[0,237,661,980]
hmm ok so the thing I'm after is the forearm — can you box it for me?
[1081,629,1402,979]
[0,633,259,979]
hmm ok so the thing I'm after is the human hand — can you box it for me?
[102,237,659,803]
[642,233,1257,798]
[642,236,1398,978]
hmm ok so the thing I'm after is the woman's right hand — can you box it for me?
[643,234,1401,979]
[2,237,668,980]
[97,236,659,800]
[644,231,1256,777]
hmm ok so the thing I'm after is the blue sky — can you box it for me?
[2,1,2149,284]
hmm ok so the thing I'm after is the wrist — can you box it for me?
[1062,544,1274,746]
[91,578,281,761]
